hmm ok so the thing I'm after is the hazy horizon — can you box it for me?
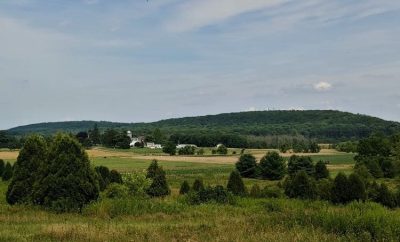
[1,1,400,129]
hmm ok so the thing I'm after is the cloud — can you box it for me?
[313,82,332,91]
[166,0,288,32]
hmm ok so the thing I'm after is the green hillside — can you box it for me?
[7,110,400,142]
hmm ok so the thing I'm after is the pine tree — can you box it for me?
[95,166,110,191]
[235,154,257,178]
[347,173,366,202]
[284,171,317,199]
[288,155,314,176]
[259,151,286,180]
[314,160,329,180]
[6,135,47,205]
[32,134,99,212]
[146,160,159,179]
[146,165,170,197]
[0,159,5,178]
[2,162,13,181]
[331,172,350,204]
[377,184,396,208]
[179,180,190,195]
[227,170,246,196]
[192,179,204,192]
[109,170,123,184]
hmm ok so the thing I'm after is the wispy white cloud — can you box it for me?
[165,0,288,32]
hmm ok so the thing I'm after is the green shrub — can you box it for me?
[314,160,329,180]
[261,186,284,198]
[123,173,151,196]
[331,172,350,204]
[0,159,4,178]
[249,184,261,198]
[178,146,196,155]
[104,183,129,199]
[185,185,235,205]
[32,133,99,212]
[348,173,367,202]
[6,135,47,205]
[284,171,317,199]
[259,151,286,180]
[316,178,333,201]
[179,180,190,195]
[235,154,257,178]
[95,166,110,191]
[146,165,170,197]
[192,179,204,192]
[288,155,314,176]
[227,170,246,196]
[216,145,228,155]
[162,141,176,156]
[109,170,123,184]
[2,162,13,181]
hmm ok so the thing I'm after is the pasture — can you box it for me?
[1,147,383,242]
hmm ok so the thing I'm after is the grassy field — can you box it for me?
[1,147,379,241]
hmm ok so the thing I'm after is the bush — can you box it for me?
[227,170,246,196]
[196,148,205,155]
[331,172,350,204]
[162,141,176,156]
[2,162,13,181]
[95,166,110,191]
[316,178,333,201]
[216,145,228,155]
[146,160,159,179]
[314,160,329,180]
[261,186,284,198]
[179,181,190,195]
[235,154,257,178]
[6,135,47,205]
[381,159,396,178]
[284,171,317,199]
[123,173,151,196]
[259,151,286,180]
[347,173,367,202]
[376,184,396,208]
[178,146,196,155]
[109,170,123,184]
[185,185,235,205]
[0,159,4,178]
[32,133,99,212]
[146,164,170,197]
[288,155,314,176]
[249,184,261,198]
[192,179,204,192]
[104,183,129,199]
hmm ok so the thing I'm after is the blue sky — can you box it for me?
[0,0,400,129]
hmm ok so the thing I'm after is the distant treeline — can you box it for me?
[7,110,400,143]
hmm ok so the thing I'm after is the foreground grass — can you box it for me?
[1,179,400,241]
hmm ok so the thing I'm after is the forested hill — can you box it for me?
[7,110,400,142]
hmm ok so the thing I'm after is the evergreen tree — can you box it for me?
[162,141,176,156]
[331,172,350,204]
[192,179,204,192]
[146,165,170,197]
[0,159,5,178]
[6,135,47,205]
[376,184,396,208]
[316,179,333,201]
[2,162,13,181]
[109,170,123,184]
[32,134,99,212]
[347,173,366,202]
[314,160,329,180]
[235,154,257,178]
[146,160,159,179]
[227,170,246,196]
[288,155,314,176]
[95,166,110,191]
[284,171,317,199]
[179,180,190,195]
[354,164,373,183]
[259,151,286,180]
[153,128,165,144]
[380,159,395,178]
[90,123,101,145]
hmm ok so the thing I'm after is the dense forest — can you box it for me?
[6,110,400,144]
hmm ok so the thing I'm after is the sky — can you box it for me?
[0,0,400,129]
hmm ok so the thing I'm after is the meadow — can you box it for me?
[3,147,399,241]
